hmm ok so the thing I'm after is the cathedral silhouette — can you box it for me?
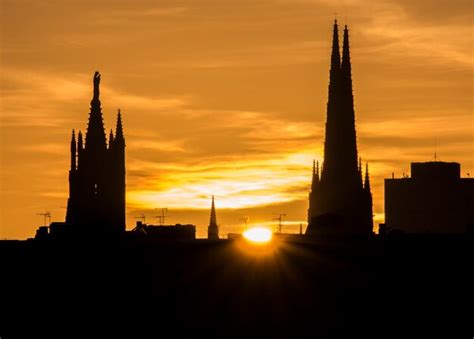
[65,72,126,236]
[307,21,373,236]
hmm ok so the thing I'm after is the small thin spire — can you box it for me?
[364,162,371,191]
[70,129,76,170]
[109,129,114,148]
[77,130,83,150]
[115,109,125,146]
[311,160,320,189]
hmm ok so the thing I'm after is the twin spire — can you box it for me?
[330,20,352,77]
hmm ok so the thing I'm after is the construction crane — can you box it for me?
[36,211,51,226]
[273,213,286,233]
[154,208,168,226]
[239,216,249,230]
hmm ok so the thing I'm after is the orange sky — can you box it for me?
[1,0,473,239]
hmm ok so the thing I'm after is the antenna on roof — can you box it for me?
[135,213,146,224]
[273,213,286,233]
[154,208,168,226]
[36,211,51,226]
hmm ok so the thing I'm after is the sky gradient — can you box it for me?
[1,0,473,239]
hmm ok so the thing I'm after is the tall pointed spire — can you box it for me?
[85,71,107,150]
[341,25,353,92]
[208,195,219,239]
[210,195,217,226]
[321,20,342,184]
[70,129,76,170]
[342,25,358,175]
[330,20,341,75]
[307,22,372,237]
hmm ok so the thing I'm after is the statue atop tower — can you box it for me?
[66,72,126,237]
[93,71,101,100]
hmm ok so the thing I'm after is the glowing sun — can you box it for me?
[243,227,272,244]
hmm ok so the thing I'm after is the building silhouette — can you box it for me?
[65,72,126,236]
[131,221,196,240]
[307,22,373,236]
[384,161,473,234]
[207,195,219,239]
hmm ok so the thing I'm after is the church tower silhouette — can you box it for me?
[207,195,219,239]
[66,72,126,235]
[307,22,373,236]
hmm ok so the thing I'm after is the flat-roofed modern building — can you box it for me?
[384,161,473,234]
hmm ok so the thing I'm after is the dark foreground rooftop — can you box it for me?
[1,235,472,338]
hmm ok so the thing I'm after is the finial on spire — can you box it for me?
[312,159,316,176]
